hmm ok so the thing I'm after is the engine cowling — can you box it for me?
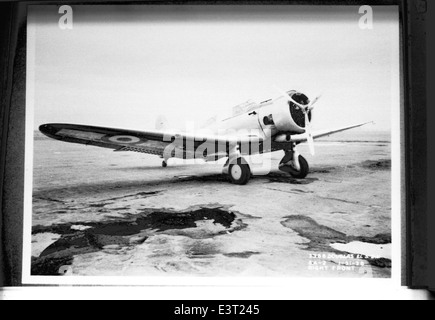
[258,91,311,136]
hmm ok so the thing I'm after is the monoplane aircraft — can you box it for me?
[40,90,370,185]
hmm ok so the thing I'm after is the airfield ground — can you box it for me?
[30,134,392,279]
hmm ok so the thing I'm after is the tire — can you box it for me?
[289,155,309,179]
[162,160,168,168]
[228,159,251,185]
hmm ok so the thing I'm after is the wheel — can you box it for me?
[162,160,168,168]
[228,159,251,185]
[288,155,309,179]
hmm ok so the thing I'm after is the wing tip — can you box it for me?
[39,123,55,137]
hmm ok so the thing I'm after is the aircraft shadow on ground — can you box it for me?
[34,159,390,197]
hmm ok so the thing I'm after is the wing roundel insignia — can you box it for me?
[106,135,142,144]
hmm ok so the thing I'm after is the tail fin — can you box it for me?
[155,115,168,131]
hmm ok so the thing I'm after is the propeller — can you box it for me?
[275,87,322,156]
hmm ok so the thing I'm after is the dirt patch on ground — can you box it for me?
[361,160,391,171]
[174,172,319,185]
[281,215,391,268]
[223,251,261,259]
[32,206,247,276]
[263,173,319,184]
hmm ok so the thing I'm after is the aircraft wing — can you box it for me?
[272,122,374,145]
[39,123,264,158]
[287,122,374,144]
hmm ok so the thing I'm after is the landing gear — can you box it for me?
[279,144,309,179]
[281,154,309,179]
[223,157,251,185]
[229,160,251,185]
[162,160,168,168]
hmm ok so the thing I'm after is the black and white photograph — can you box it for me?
[23,4,401,285]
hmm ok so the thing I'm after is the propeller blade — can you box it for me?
[305,112,315,156]
[307,95,322,111]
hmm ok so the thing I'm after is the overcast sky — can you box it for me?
[28,5,400,133]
